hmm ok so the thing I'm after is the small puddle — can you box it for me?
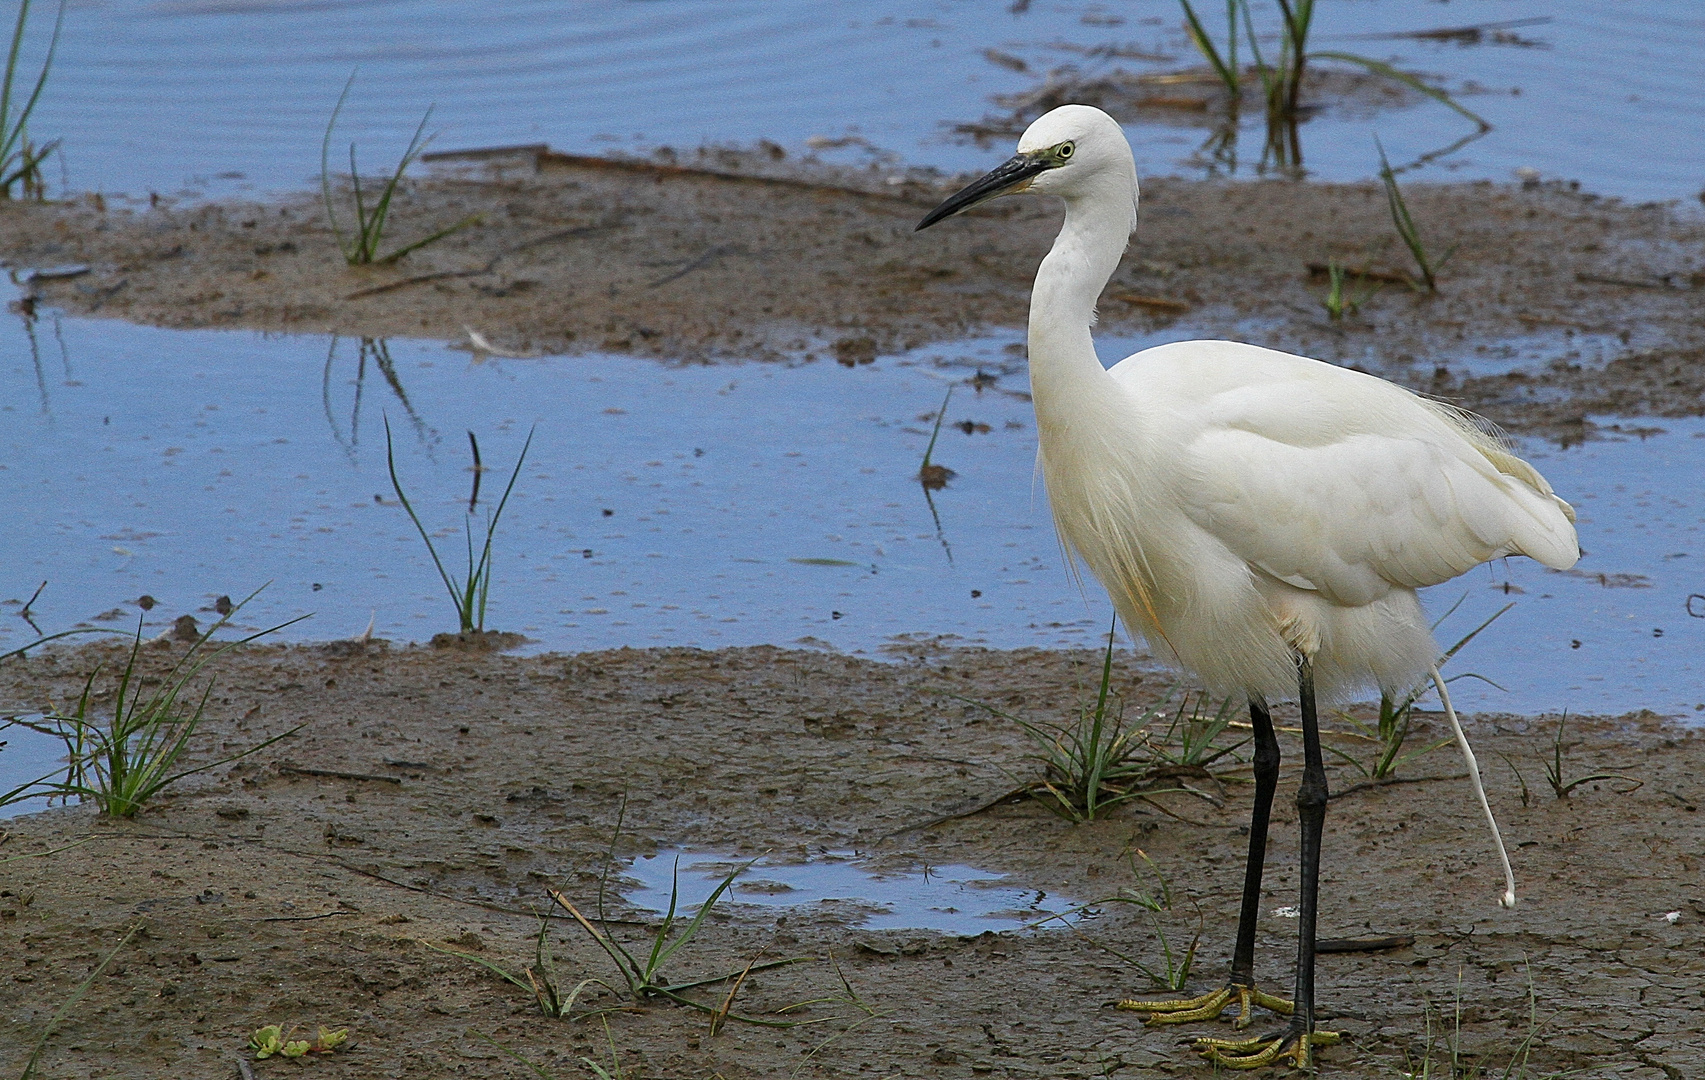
[0,716,69,820]
[623,849,1079,935]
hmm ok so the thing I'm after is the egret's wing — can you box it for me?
[1176,383,1578,605]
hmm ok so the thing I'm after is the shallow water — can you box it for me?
[1,310,1700,730]
[0,717,65,819]
[622,848,1079,934]
[20,0,1705,203]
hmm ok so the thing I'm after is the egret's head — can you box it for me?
[916,104,1137,231]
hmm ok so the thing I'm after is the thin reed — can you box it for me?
[0,0,63,199]
[19,923,141,1080]
[1378,137,1458,291]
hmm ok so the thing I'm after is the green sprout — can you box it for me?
[384,419,534,635]
[320,71,479,265]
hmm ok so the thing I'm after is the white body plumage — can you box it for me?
[1005,106,1579,705]
[918,105,1579,908]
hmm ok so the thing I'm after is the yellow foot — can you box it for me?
[1196,1028,1341,1070]
[1116,984,1294,1029]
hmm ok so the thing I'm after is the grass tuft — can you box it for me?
[0,0,63,200]
[440,800,811,1027]
[320,72,479,266]
[550,862,806,1026]
[384,418,534,635]
[1320,258,1386,320]
[37,588,304,817]
[1031,849,1200,992]
[1400,960,1564,1079]
[423,915,609,1019]
[951,626,1240,822]
[1541,713,1641,800]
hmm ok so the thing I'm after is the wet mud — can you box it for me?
[3,150,1703,442]
[0,640,1699,1078]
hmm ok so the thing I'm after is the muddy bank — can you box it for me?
[0,640,1698,1078]
[3,151,1703,441]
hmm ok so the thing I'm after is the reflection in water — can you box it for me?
[321,335,434,456]
[915,385,957,564]
[1189,88,1489,179]
[15,305,71,419]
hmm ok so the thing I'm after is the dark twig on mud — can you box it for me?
[1574,272,1693,291]
[260,910,358,923]
[1328,773,1467,801]
[503,218,629,254]
[1306,262,1414,286]
[344,259,498,300]
[1316,934,1414,953]
[235,1056,258,1080]
[18,579,46,621]
[879,786,1032,838]
[279,765,403,785]
[647,244,746,289]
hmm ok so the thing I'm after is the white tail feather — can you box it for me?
[1432,666,1517,909]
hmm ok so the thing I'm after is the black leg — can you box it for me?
[1289,657,1329,1034]
[1195,662,1340,1069]
[1228,698,1279,988]
[1119,696,1292,1031]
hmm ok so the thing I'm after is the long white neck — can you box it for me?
[1026,176,1138,419]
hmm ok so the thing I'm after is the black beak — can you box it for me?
[915,153,1050,231]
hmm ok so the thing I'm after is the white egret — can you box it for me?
[916,105,1578,1070]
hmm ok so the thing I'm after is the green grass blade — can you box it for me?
[469,425,534,631]
[373,212,480,265]
[349,142,372,261]
[0,835,93,864]
[919,385,952,470]
[0,0,62,171]
[0,0,64,173]
[363,105,435,262]
[320,71,358,262]
[550,891,645,992]
[649,859,756,976]
[0,626,122,663]
[1311,51,1489,129]
[1376,136,1437,290]
[20,922,141,1080]
[643,855,685,978]
[1179,0,1237,94]
[0,0,30,143]
[384,414,467,615]
[471,1031,559,1080]
[419,940,534,992]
